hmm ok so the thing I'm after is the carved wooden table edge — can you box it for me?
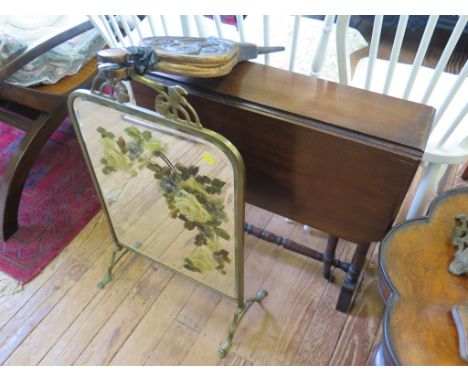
[374,187,468,366]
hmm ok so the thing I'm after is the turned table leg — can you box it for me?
[336,242,370,313]
[322,235,339,281]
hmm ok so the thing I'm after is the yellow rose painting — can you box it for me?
[100,137,135,174]
[97,125,232,275]
[174,191,212,224]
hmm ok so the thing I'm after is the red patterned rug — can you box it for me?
[0,119,101,283]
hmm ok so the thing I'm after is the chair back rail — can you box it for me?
[289,16,301,71]
[336,15,351,85]
[402,15,439,99]
[310,15,335,77]
[421,15,467,104]
[382,15,409,95]
[365,15,383,90]
[263,16,270,65]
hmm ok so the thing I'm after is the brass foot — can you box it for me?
[97,245,129,289]
[219,288,268,358]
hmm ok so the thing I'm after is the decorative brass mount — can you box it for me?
[91,46,203,129]
[451,214,468,275]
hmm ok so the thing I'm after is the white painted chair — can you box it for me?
[335,15,468,218]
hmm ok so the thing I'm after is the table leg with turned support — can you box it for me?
[336,242,371,313]
[244,224,370,312]
[322,235,339,282]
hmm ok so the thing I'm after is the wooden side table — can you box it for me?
[133,62,434,313]
[375,187,468,365]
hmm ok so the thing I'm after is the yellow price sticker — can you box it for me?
[202,152,215,164]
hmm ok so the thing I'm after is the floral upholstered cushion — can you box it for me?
[0,16,105,87]
[0,31,26,66]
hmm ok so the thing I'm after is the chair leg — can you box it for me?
[0,106,67,241]
[406,162,447,219]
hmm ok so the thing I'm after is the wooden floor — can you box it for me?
[0,162,465,366]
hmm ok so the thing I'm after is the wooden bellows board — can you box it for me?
[134,62,434,245]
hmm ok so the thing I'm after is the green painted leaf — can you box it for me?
[194,233,207,246]
[206,186,221,195]
[195,175,210,184]
[188,166,199,176]
[102,166,112,175]
[142,130,152,141]
[214,227,231,241]
[211,178,226,189]
[183,258,201,273]
[97,126,114,138]
[146,163,163,172]
[124,126,142,139]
